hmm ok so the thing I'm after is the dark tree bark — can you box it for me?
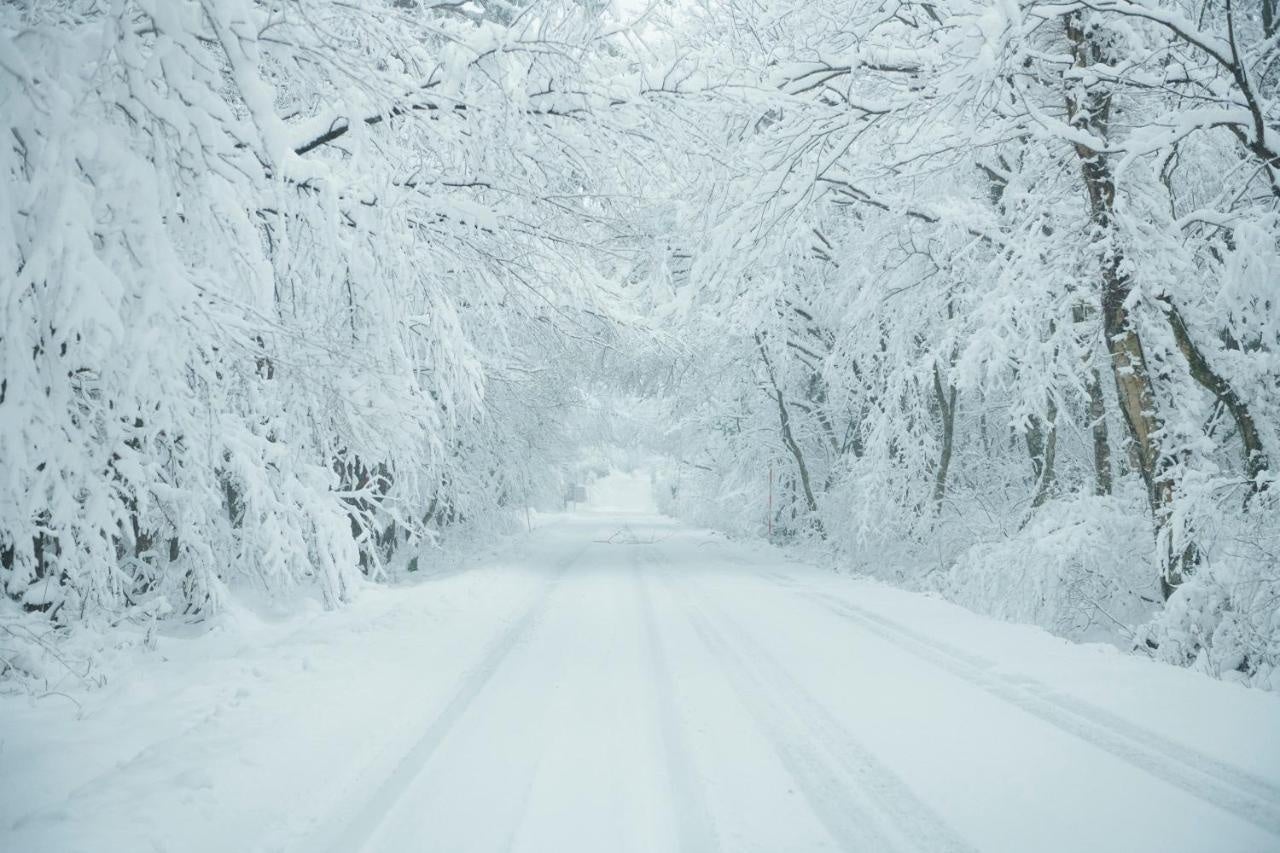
[1163,298,1268,495]
[1026,397,1059,509]
[1066,14,1192,597]
[931,362,958,510]
[756,333,824,535]
[1085,367,1113,496]
[1072,305,1114,496]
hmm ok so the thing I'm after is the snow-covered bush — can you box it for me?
[937,495,1157,639]
[1143,487,1280,690]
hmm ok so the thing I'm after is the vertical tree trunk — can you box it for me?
[1065,14,1189,597]
[756,334,824,535]
[1073,305,1113,496]
[931,362,957,510]
[1085,366,1113,496]
[1027,397,1058,509]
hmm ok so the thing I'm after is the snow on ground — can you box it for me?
[3,475,1279,853]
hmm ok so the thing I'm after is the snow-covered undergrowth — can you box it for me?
[932,494,1157,640]
[1143,491,1280,691]
[0,510,528,701]
[657,459,1280,690]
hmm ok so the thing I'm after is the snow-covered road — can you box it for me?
[5,510,1280,853]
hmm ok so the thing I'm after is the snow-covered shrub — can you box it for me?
[1143,487,1280,690]
[937,494,1157,638]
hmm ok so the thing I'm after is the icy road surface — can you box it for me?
[4,485,1280,852]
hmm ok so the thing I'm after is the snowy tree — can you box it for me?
[649,0,1279,680]
[1,0,675,634]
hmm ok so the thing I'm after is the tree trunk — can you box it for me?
[756,334,824,535]
[931,362,957,510]
[1027,397,1058,509]
[1066,14,1190,597]
[1072,305,1113,496]
[1084,365,1113,496]
[1163,298,1268,494]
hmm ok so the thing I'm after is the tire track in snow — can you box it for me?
[317,543,589,853]
[632,548,721,853]
[768,577,1280,839]
[667,567,978,853]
